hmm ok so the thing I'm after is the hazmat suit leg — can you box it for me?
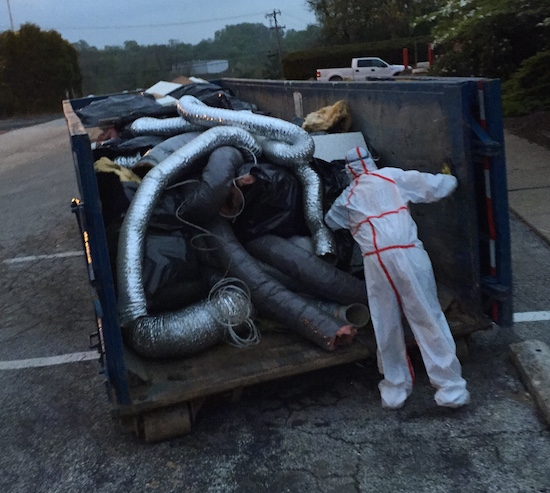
[393,247,470,408]
[364,257,413,409]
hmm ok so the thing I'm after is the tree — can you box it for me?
[284,25,323,52]
[501,49,550,115]
[306,0,437,44]
[0,23,82,115]
[211,23,275,77]
[73,22,329,95]
[75,40,177,94]
[424,0,550,78]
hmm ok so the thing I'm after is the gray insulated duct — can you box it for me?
[244,234,369,307]
[205,218,356,351]
[315,301,371,329]
[117,125,261,332]
[177,95,338,261]
[176,146,244,223]
[134,132,203,169]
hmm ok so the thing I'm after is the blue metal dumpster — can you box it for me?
[63,76,511,441]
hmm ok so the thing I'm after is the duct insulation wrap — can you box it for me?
[131,116,202,137]
[244,234,369,306]
[135,132,203,168]
[127,287,253,359]
[206,218,356,351]
[177,95,337,259]
[176,146,244,223]
[117,125,262,327]
[315,301,371,328]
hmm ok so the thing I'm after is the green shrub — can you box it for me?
[502,50,550,116]
[0,81,16,116]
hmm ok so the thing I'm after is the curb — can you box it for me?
[509,209,550,249]
[510,339,550,425]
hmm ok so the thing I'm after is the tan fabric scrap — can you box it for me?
[94,157,142,183]
[302,100,352,133]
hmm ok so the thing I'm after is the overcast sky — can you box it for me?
[1,0,318,48]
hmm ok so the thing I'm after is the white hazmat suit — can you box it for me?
[325,146,470,409]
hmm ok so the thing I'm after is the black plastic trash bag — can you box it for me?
[231,162,309,242]
[76,94,178,127]
[310,157,350,210]
[96,174,206,311]
[93,135,166,162]
[168,82,257,111]
[143,229,208,312]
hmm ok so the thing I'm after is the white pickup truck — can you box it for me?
[316,57,409,81]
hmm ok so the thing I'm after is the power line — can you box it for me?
[37,12,268,32]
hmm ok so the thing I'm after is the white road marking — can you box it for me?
[2,251,83,264]
[513,311,550,323]
[0,351,98,370]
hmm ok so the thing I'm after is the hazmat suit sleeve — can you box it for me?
[324,188,352,231]
[392,170,457,204]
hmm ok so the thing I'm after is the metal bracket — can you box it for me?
[70,198,95,284]
[470,118,502,157]
[89,298,107,366]
[480,276,511,301]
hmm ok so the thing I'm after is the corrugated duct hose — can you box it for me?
[176,95,338,262]
[244,234,369,307]
[204,218,355,351]
[117,97,349,357]
[117,126,262,358]
[130,116,202,137]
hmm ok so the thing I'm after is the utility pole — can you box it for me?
[7,0,14,30]
[265,9,285,77]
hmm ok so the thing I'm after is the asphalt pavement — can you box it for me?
[0,119,549,492]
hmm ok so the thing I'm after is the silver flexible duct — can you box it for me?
[117,125,261,327]
[130,116,202,136]
[294,162,337,263]
[128,290,252,359]
[177,95,314,164]
[114,153,142,168]
[177,95,337,260]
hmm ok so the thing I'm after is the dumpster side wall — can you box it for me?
[217,78,487,316]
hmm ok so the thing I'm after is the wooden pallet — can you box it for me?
[113,309,490,442]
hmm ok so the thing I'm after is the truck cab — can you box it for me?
[354,57,406,77]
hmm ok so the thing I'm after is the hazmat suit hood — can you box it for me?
[345,146,378,180]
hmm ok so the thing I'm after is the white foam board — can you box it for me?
[311,132,367,162]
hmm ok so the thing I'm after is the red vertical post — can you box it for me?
[402,48,409,69]
[428,43,434,66]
